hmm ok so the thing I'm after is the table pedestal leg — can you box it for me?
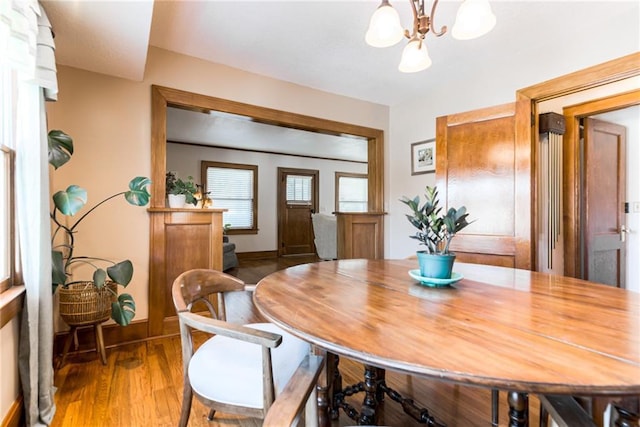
[330,355,445,426]
[329,353,343,420]
[614,405,640,427]
[508,391,529,427]
[358,365,379,425]
[316,353,331,427]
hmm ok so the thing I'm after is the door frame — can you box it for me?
[516,52,640,275]
[149,85,384,337]
[150,85,384,212]
[563,90,640,278]
[277,167,319,257]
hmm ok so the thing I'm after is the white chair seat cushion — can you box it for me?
[188,322,310,409]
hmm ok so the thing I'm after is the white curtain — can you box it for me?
[1,1,58,425]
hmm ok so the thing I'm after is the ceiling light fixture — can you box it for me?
[365,0,496,73]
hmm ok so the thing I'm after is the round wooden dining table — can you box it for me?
[253,259,640,426]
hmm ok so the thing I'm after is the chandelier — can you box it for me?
[365,0,496,73]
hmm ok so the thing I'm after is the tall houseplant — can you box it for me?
[49,130,151,326]
[400,186,472,279]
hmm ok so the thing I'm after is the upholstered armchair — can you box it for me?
[311,213,337,260]
[172,269,311,426]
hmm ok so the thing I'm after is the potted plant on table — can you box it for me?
[49,130,151,326]
[165,171,197,208]
[400,186,472,281]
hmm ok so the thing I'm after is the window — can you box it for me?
[335,172,368,212]
[0,144,15,293]
[286,175,313,205]
[202,161,258,233]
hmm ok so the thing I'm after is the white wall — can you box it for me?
[386,0,639,259]
[47,46,389,323]
[167,142,366,252]
[388,69,639,259]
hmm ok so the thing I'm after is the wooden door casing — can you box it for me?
[583,118,627,287]
[277,168,319,257]
[562,89,640,279]
[436,101,532,269]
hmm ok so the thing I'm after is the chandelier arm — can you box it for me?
[407,0,420,38]
[428,0,447,37]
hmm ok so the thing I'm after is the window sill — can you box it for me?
[0,285,25,328]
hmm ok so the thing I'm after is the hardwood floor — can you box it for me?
[51,256,539,426]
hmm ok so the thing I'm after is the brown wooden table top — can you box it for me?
[253,259,640,395]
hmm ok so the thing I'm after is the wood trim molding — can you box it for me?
[515,54,640,276]
[53,320,150,358]
[0,286,24,329]
[517,52,640,102]
[1,395,23,427]
[151,85,385,211]
[237,250,278,261]
[562,89,640,278]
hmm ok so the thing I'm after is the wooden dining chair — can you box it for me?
[263,353,325,427]
[172,269,311,427]
[538,395,596,427]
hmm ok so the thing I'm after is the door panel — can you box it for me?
[278,168,319,256]
[583,118,626,287]
[436,100,532,269]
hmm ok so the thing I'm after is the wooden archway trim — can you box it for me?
[151,85,385,211]
[514,53,640,275]
[149,85,385,337]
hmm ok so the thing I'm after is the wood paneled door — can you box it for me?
[277,167,319,257]
[436,101,532,269]
[582,118,627,287]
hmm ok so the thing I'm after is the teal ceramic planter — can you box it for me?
[416,252,456,279]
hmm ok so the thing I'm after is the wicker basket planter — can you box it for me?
[58,281,117,326]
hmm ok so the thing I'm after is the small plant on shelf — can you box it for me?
[165,171,197,206]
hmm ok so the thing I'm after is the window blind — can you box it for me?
[286,175,312,205]
[206,167,254,228]
[338,176,368,212]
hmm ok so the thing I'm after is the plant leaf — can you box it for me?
[107,260,133,286]
[93,269,107,288]
[124,176,151,206]
[53,185,87,216]
[47,130,74,170]
[51,250,66,289]
[111,293,136,326]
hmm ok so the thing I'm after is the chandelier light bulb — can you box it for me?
[398,38,432,73]
[365,0,404,48]
[365,0,496,72]
[451,0,497,40]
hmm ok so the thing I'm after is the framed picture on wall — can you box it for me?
[411,139,436,175]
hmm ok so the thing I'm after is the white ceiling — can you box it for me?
[167,107,369,162]
[40,0,639,160]
[42,1,640,107]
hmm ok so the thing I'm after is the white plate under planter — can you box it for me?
[409,270,464,287]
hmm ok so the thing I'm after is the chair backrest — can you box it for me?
[172,268,245,320]
[311,213,337,260]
